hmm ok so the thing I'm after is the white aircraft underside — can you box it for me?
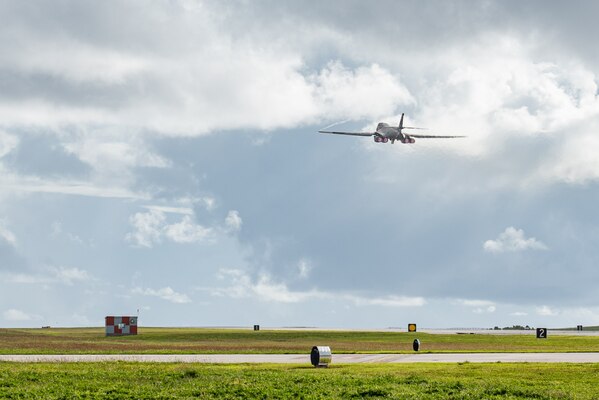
[318,113,465,144]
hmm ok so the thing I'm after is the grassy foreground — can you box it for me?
[1,362,598,399]
[2,327,599,354]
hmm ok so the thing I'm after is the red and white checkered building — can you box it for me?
[105,316,138,336]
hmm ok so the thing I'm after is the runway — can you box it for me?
[3,353,599,363]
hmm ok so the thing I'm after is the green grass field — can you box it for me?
[2,327,599,354]
[1,362,598,399]
[3,328,599,398]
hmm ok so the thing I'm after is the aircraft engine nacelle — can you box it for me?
[374,136,382,143]
[402,136,416,144]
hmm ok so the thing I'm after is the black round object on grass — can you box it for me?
[413,339,420,351]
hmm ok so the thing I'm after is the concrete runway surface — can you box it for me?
[3,353,599,363]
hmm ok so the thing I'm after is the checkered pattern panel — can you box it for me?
[105,316,138,336]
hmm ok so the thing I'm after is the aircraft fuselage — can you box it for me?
[374,123,414,144]
[318,112,463,143]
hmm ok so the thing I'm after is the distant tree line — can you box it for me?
[492,325,534,330]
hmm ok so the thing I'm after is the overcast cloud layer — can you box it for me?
[2,0,599,328]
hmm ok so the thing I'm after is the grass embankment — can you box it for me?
[557,326,599,331]
[1,362,598,399]
[2,327,599,354]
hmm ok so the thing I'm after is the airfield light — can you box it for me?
[413,339,421,352]
[310,346,332,367]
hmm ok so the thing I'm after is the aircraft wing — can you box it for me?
[407,134,466,139]
[318,130,374,137]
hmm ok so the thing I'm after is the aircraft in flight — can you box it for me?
[318,113,465,144]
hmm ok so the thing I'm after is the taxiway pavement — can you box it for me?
[3,353,599,363]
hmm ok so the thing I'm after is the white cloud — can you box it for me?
[63,137,171,171]
[0,172,148,199]
[127,207,232,247]
[0,137,160,206]
[212,269,316,303]
[58,134,172,193]
[141,196,216,216]
[0,134,168,207]
[199,197,216,211]
[210,268,425,307]
[50,222,85,245]
[3,2,599,329]
[455,299,496,314]
[132,286,191,304]
[1,4,598,190]
[537,305,559,316]
[419,36,599,141]
[142,205,194,215]
[349,295,426,307]
[2,273,47,285]
[3,309,33,321]
[0,131,19,158]
[455,299,496,307]
[4,30,147,84]
[312,61,414,122]
[126,209,166,248]
[541,127,599,184]
[297,259,312,279]
[510,311,528,316]
[406,34,599,188]
[164,215,212,243]
[484,227,548,253]
[48,266,92,285]
[2,265,93,286]
[252,275,317,303]
[51,222,62,236]
[0,1,414,136]
[224,210,242,233]
[473,305,496,314]
[0,221,16,246]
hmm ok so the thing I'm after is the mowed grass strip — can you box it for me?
[2,327,599,354]
[1,362,598,399]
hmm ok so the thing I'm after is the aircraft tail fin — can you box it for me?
[398,113,404,130]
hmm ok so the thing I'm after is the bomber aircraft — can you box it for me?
[318,113,465,144]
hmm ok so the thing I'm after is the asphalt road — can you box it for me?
[3,353,599,363]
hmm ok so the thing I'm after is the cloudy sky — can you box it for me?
[2,0,599,329]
